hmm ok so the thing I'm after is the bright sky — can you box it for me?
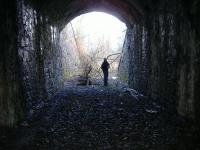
[70,11,127,52]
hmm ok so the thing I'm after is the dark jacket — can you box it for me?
[101,60,110,73]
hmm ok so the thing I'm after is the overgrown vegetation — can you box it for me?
[60,13,126,84]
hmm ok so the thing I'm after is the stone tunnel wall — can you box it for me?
[120,0,200,120]
[118,30,130,83]
[17,0,64,106]
[0,0,25,127]
[0,0,65,127]
[1,0,200,127]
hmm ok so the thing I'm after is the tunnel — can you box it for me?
[0,0,200,149]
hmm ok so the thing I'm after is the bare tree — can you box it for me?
[62,15,125,84]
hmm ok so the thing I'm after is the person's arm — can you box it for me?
[101,63,103,69]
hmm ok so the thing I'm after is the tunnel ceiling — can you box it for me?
[28,0,156,29]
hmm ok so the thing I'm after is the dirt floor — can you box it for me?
[0,80,199,150]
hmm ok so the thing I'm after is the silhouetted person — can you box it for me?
[101,58,110,86]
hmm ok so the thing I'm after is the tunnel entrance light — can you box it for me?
[60,11,127,84]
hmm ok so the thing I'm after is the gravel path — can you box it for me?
[0,84,199,150]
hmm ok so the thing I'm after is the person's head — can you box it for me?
[104,58,107,62]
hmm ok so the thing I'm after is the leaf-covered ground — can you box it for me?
[0,83,199,150]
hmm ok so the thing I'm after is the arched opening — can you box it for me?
[60,11,127,85]
[1,0,200,149]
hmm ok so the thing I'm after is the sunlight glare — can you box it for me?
[70,11,127,52]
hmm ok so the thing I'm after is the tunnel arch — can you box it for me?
[33,0,200,121]
[59,8,129,31]
[1,0,200,128]
[59,11,127,80]
[29,0,145,30]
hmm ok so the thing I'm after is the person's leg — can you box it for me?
[104,72,108,86]
[105,78,108,86]
[103,73,106,86]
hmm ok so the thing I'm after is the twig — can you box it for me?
[109,55,121,65]
[70,22,81,58]
[106,53,121,59]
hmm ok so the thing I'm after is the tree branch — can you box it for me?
[106,53,121,59]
